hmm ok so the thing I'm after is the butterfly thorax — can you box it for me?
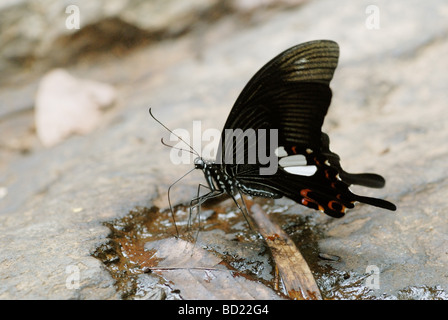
[194,157,283,199]
[194,157,236,195]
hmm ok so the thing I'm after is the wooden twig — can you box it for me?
[250,203,322,300]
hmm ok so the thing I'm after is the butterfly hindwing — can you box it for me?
[233,135,395,217]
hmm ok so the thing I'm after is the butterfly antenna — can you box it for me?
[167,167,197,237]
[149,108,200,157]
[160,137,198,156]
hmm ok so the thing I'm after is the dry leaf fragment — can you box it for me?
[144,238,283,300]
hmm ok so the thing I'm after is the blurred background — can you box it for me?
[1,0,447,299]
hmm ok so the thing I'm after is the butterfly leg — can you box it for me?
[188,188,223,243]
[189,183,211,230]
[230,191,254,232]
[189,187,223,230]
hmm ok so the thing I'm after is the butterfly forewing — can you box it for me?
[219,40,339,164]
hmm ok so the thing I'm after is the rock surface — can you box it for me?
[1,0,447,299]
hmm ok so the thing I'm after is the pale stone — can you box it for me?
[35,69,116,147]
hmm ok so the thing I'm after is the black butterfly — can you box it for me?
[155,40,396,221]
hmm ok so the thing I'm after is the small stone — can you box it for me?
[35,69,116,147]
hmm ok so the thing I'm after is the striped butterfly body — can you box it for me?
[192,40,396,218]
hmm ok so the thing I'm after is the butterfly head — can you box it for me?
[194,157,206,170]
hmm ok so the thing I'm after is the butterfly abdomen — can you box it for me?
[203,162,237,195]
[237,181,283,199]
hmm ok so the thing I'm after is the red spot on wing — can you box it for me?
[328,200,346,213]
[300,189,325,212]
[300,189,312,197]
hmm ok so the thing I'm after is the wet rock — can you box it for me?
[144,238,281,299]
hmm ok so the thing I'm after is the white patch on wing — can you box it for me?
[276,150,316,176]
[274,146,288,157]
[279,154,307,167]
[284,165,317,176]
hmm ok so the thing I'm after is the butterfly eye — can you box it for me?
[194,157,205,169]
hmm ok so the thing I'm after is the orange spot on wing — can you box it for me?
[300,189,312,197]
[300,190,325,212]
[328,200,345,213]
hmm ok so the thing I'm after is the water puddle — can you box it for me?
[92,197,446,299]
